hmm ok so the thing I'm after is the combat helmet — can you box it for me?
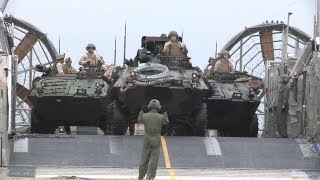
[221,50,231,58]
[86,43,96,50]
[168,31,178,39]
[56,53,65,60]
[65,57,72,63]
[279,74,290,84]
[148,99,161,110]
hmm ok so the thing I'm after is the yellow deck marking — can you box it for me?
[161,136,176,180]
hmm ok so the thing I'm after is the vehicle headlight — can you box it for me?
[128,82,134,87]
[130,71,136,76]
[232,92,242,99]
[173,79,183,85]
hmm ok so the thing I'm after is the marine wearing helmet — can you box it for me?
[55,53,65,74]
[163,31,188,57]
[79,43,105,69]
[63,57,77,74]
[214,50,235,74]
[138,99,169,180]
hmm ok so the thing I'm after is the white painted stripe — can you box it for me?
[109,136,124,154]
[34,168,310,179]
[204,137,222,155]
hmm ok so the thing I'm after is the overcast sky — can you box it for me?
[5,0,315,69]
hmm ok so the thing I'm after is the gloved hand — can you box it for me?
[159,106,167,114]
[141,105,148,113]
[85,59,92,63]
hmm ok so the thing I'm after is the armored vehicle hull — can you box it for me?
[110,35,210,136]
[112,63,209,136]
[206,73,262,137]
[28,72,110,134]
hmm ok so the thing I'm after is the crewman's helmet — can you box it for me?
[221,50,231,58]
[56,53,65,60]
[280,74,290,84]
[148,99,161,110]
[65,57,72,63]
[86,43,96,51]
[168,31,178,39]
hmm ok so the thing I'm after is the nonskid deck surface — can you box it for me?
[6,133,320,178]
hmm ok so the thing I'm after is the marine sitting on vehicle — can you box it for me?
[214,50,235,74]
[204,57,218,77]
[163,31,188,57]
[55,53,65,74]
[63,57,77,74]
[79,43,105,70]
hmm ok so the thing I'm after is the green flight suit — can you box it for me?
[138,109,169,180]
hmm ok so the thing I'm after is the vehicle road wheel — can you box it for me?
[193,103,208,136]
[31,109,41,133]
[248,114,258,137]
[31,108,55,134]
[106,101,129,135]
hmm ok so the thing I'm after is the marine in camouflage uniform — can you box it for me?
[102,63,119,84]
[163,31,188,56]
[138,99,169,180]
[55,53,65,74]
[214,50,235,74]
[204,58,215,76]
[79,43,105,69]
[63,57,77,74]
[277,74,290,138]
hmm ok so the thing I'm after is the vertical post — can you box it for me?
[58,36,61,54]
[8,55,17,134]
[114,36,116,65]
[315,0,320,58]
[316,0,320,37]
[239,38,243,72]
[8,21,16,135]
[0,55,9,166]
[262,61,269,137]
[29,50,32,89]
[181,29,184,40]
[123,21,126,68]
[7,55,12,134]
[282,12,293,63]
[215,40,218,58]
[0,8,9,166]
[294,38,300,59]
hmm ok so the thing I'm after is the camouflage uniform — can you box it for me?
[63,57,77,74]
[102,64,116,81]
[163,31,188,56]
[277,74,290,138]
[205,57,218,77]
[79,43,105,69]
[55,53,65,74]
[138,99,169,180]
[214,50,235,74]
